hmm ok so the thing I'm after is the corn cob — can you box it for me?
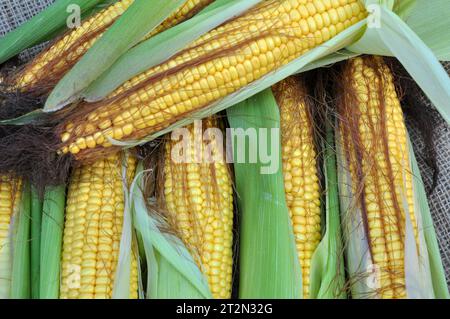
[0,176,22,298]
[60,153,138,299]
[163,117,233,298]
[272,77,321,299]
[12,0,213,93]
[337,56,418,299]
[59,0,368,160]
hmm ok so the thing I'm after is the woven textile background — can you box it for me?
[1,0,449,288]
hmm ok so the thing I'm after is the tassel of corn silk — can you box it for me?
[335,56,437,299]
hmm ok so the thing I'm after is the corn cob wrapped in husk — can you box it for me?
[56,0,367,161]
[60,153,139,299]
[5,0,212,95]
[161,116,233,299]
[336,56,447,299]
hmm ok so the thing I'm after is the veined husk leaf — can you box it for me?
[336,128,445,298]
[402,0,450,61]
[10,182,31,299]
[0,0,105,64]
[0,109,47,125]
[84,0,263,101]
[0,179,27,299]
[30,186,43,299]
[40,185,66,299]
[130,164,212,299]
[227,89,302,299]
[408,136,450,299]
[44,0,187,112]
[112,153,139,299]
[309,122,346,299]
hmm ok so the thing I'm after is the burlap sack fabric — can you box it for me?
[1,0,449,288]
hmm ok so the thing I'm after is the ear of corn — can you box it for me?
[336,56,433,299]
[272,77,321,299]
[163,117,233,299]
[59,0,367,160]
[60,153,139,299]
[0,177,23,298]
[12,0,213,93]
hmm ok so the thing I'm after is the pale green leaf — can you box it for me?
[309,121,346,299]
[131,165,212,299]
[30,186,43,299]
[10,182,31,299]
[112,153,137,299]
[227,89,302,299]
[408,136,450,299]
[40,185,66,299]
[403,0,450,61]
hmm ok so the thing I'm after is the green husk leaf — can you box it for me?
[0,180,17,298]
[393,0,416,20]
[309,119,346,299]
[403,0,450,61]
[0,109,46,125]
[30,186,43,299]
[227,89,302,299]
[83,0,262,101]
[408,136,450,299]
[112,154,137,299]
[0,0,104,64]
[40,185,66,299]
[44,0,186,112]
[10,182,31,299]
[131,164,212,299]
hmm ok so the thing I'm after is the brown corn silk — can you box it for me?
[272,77,321,298]
[0,176,22,298]
[162,117,233,298]
[337,56,419,299]
[58,0,368,161]
[8,0,213,95]
[60,153,138,299]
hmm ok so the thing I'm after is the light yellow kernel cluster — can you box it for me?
[340,56,418,299]
[60,0,367,159]
[60,154,138,299]
[273,77,321,299]
[0,176,22,299]
[163,117,234,299]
